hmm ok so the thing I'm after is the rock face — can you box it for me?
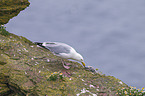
[0,26,128,96]
[0,0,128,95]
[0,0,30,24]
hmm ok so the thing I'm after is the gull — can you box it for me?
[34,42,86,68]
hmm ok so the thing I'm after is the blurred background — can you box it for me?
[6,0,145,88]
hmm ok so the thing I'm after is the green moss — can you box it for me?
[0,73,10,96]
[0,57,7,65]
[19,36,33,45]
[0,86,10,96]
[0,26,129,95]
[0,0,30,25]
[0,26,33,46]
[0,26,10,36]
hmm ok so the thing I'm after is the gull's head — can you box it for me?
[75,53,83,62]
[74,53,85,67]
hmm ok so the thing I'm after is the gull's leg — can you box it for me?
[61,59,72,77]
[61,59,71,69]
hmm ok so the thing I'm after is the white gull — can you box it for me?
[34,42,86,67]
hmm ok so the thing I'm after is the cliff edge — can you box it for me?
[0,0,128,95]
[0,26,128,96]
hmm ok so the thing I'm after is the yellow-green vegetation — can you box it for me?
[0,26,10,36]
[117,86,145,96]
[0,26,129,95]
[47,72,64,81]
[0,0,30,24]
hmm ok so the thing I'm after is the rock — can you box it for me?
[85,66,97,74]
[0,0,30,25]
[0,1,129,95]
[0,26,128,96]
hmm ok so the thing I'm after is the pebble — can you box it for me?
[85,66,97,74]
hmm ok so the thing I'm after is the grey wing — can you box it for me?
[45,45,71,54]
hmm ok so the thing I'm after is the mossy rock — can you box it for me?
[0,0,30,25]
[0,26,129,96]
[0,0,129,95]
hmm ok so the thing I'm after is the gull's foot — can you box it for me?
[61,59,71,69]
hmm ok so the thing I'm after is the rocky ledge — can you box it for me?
[0,0,128,95]
[0,0,30,25]
[0,26,128,96]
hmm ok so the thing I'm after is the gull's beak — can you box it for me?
[81,62,86,67]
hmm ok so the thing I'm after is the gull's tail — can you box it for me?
[34,42,43,46]
[34,42,48,50]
